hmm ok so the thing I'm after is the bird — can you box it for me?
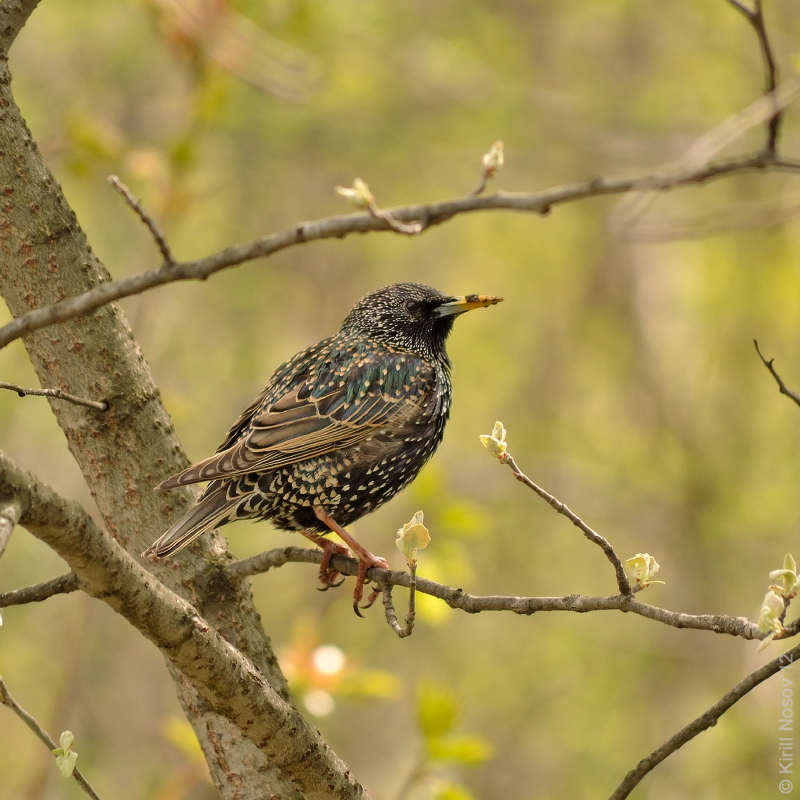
[144,282,503,614]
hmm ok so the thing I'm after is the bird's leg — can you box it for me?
[313,505,388,616]
[299,529,349,589]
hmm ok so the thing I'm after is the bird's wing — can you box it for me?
[156,353,436,489]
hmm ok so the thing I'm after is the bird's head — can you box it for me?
[340,283,503,363]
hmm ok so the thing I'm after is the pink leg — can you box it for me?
[299,529,350,589]
[313,506,388,616]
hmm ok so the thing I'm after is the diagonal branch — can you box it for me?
[498,451,632,595]
[0,450,372,800]
[109,175,175,265]
[1,151,799,353]
[0,677,103,800]
[608,645,800,799]
[754,340,800,409]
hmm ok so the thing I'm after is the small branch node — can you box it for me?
[0,572,80,608]
[108,174,175,265]
[754,339,800,409]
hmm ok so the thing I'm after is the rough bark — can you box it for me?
[0,43,362,800]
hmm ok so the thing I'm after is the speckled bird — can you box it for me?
[144,283,503,612]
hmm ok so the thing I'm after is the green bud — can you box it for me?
[479,420,507,458]
[769,554,799,598]
[481,140,504,177]
[52,731,77,778]
[335,177,374,209]
[396,510,430,564]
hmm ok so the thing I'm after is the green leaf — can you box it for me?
[55,750,78,778]
[428,734,493,765]
[417,683,459,740]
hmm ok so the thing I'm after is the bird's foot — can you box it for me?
[300,529,351,589]
[352,553,389,617]
[312,505,389,617]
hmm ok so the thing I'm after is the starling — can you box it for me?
[144,282,502,613]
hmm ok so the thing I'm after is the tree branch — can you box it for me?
[608,645,800,799]
[498,451,632,595]
[0,0,41,52]
[0,382,108,411]
[727,0,782,152]
[0,677,103,800]
[219,546,763,640]
[0,571,79,607]
[2,151,799,353]
[0,450,372,800]
[754,340,800,409]
[108,174,175,265]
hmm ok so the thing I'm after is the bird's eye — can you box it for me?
[405,300,422,315]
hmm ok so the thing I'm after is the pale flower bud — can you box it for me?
[625,553,664,588]
[479,420,507,458]
[396,510,430,564]
[335,177,374,209]
[481,140,504,177]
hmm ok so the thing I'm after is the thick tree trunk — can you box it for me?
[0,51,333,800]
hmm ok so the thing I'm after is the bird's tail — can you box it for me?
[142,487,240,559]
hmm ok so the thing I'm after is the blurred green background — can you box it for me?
[2,0,800,798]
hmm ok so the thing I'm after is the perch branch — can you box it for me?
[2,151,800,353]
[0,382,108,411]
[0,572,79,608]
[754,340,800,409]
[0,677,104,800]
[221,546,763,639]
[608,645,800,800]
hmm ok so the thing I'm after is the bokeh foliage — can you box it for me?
[1,0,800,798]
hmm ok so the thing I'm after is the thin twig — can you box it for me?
[367,200,424,235]
[0,677,104,800]
[0,382,108,411]
[0,572,80,608]
[754,340,800,409]
[380,562,417,638]
[2,151,799,353]
[0,498,20,558]
[108,174,175,265]
[727,0,782,153]
[471,140,504,196]
[608,645,800,800]
[220,545,763,639]
[499,451,632,595]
